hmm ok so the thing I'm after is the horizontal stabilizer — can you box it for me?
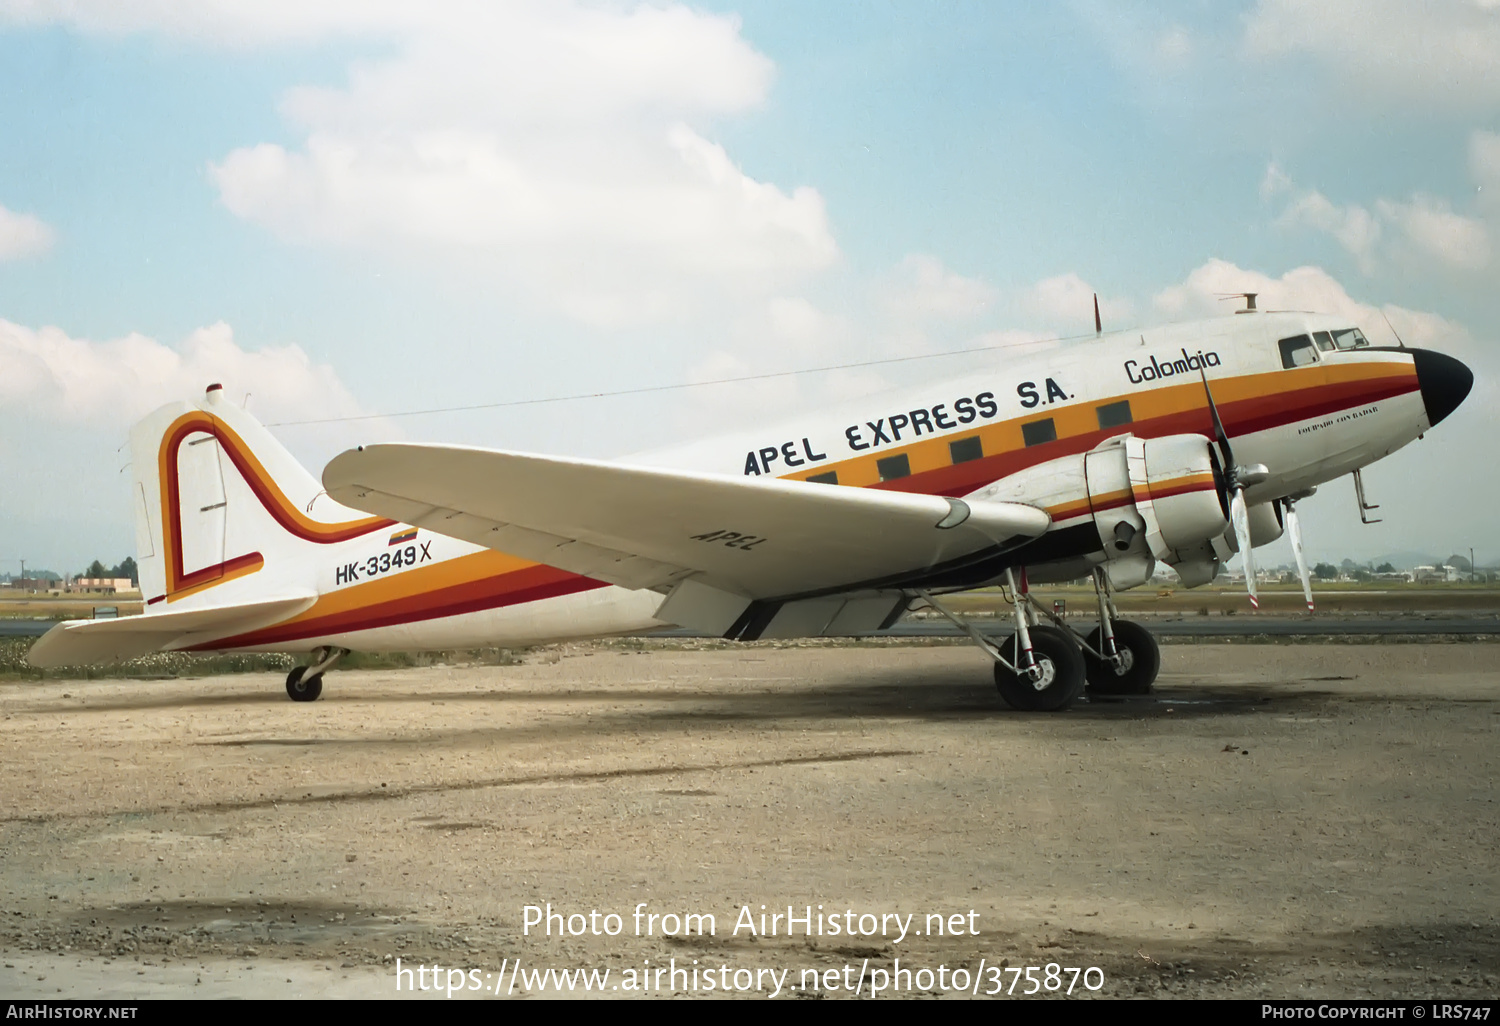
[26,594,316,668]
[323,444,1049,602]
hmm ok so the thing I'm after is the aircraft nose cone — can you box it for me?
[1411,348,1473,428]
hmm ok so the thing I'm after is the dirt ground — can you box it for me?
[1,639,1496,1000]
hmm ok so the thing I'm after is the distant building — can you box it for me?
[6,576,62,592]
[1411,565,1465,583]
[70,578,135,594]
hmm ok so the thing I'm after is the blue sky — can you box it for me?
[0,1,1495,574]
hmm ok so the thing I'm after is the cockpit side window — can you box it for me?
[1313,331,1335,352]
[1278,334,1318,368]
[1331,327,1370,350]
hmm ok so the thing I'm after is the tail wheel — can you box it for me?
[286,666,323,702]
[1083,619,1160,695]
[993,625,1086,712]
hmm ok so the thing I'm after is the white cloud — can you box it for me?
[1151,258,1467,348]
[3,2,835,326]
[765,296,845,350]
[879,254,995,320]
[0,203,55,259]
[1156,25,1193,62]
[189,3,833,326]
[1264,163,1490,273]
[1243,0,1500,110]
[1375,194,1491,270]
[0,318,365,428]
[1022,273,1133,332]
[1472,129,1500,211]
[1278,190,1383,274]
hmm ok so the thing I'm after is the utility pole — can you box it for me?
[1471,547,1476,584]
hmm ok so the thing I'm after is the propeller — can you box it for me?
[1200,370,1269,610]
[1282,491,1316,612]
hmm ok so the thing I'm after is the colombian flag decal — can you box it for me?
[389,528,418,546]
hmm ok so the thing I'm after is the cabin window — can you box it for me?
[1096,400,1132,429]
[806,471,838,485]
[876,453,910,481]
[949,435,983,464]
[1278,334,1318,368]
[1313,331,1335,352]
[1021,418,1057,446]
[1331,327,1370,350]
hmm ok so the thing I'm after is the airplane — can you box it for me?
[28,298,1473,711]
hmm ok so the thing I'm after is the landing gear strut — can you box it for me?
[1080,568,1160,695]
[285,646,346,702]
[920,568,1087,712]
[918,565,1161,710]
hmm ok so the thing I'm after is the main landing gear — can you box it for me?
[285,646,347,702]
[920,567,1161,712]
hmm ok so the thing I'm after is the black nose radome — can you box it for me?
[1411,348,1473,428]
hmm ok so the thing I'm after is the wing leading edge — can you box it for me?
[323,443,1049,636]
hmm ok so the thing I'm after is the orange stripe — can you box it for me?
[1044,472,1214,522]
[189,356,1416,640]
[276,550,534,629]
[788,360,1416,492]
[203,552,603,649]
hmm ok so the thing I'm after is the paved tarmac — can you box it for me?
[1,642,1496,1000]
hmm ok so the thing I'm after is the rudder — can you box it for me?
[130,383,393,610]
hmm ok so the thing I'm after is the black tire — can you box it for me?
[1082,619,1160,695]
[993,624,1086,711]
[286,667,323,702]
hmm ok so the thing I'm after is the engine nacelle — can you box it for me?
[972,432,1230,588]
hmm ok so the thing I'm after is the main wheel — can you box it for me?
[286,666,323,702]
[993,625,1086,711]
[1082,619,1160,695]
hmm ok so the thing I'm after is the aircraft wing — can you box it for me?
[323,444,1049,605]
[27,594,317,668]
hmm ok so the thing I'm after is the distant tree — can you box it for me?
[1314,562,1339,581]
[84,559,107,579]
[1352,569,1372,582]
[109,557,138,583]
[1339,557,1359,571]
[1446,554,1472,572]
[1375,562,1396,574]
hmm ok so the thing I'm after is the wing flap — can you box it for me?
[323,443,1049,602]
[27,593,316,668]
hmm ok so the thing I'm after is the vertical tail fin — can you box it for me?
[131,384,393,610]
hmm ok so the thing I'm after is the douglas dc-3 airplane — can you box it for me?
[29,299,1473,711]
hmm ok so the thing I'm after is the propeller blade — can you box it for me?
[1198,369,1235,471]
[1231,487,1257,610]
[1285,500,1314,612]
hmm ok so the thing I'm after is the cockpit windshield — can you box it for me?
[1278,334,1318,368]
[1330,327,1370,350]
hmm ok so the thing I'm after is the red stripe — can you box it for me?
[878,371,1416,499]
[172,551,264,593]
[189,368,1414,646]
[196,565,610,649]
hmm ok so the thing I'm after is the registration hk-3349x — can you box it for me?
[334,528,433,585]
